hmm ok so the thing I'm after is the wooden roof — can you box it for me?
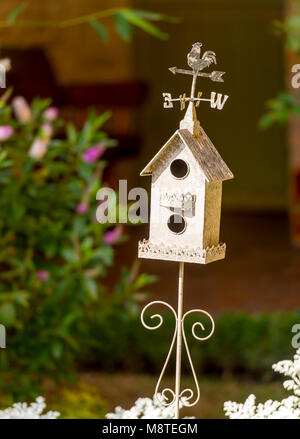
[140,127,233,182]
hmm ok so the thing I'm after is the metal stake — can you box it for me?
[141,267,215,418]
[175,262,184,418]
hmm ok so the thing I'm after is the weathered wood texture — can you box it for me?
[141,128,233,182]
[179,129,233,182]
[203,181,222,248]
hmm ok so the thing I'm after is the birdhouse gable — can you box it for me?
[140,127,233,183]
[140,130,181,178]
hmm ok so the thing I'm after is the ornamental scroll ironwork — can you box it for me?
[141,300,215,409]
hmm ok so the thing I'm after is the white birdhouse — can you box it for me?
[138,43,233,264]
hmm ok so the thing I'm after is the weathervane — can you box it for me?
[138,42,233,419]
[163,42,228,113]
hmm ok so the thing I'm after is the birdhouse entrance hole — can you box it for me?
[167,214,186,234]
[170,159,189,179]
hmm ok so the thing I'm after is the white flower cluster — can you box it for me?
[0,396,60,419]
[3,349,299,419]
[224,348,300,419]
[106,394,194,419]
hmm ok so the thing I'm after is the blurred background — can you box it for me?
[0,0,299,419]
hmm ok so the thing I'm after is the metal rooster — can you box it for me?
[187,42,217,73]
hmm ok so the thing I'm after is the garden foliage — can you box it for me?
[0,96,155,398]
[80,310,300,380]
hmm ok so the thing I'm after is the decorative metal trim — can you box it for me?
[160,192,195,210]
[138,239,226,264]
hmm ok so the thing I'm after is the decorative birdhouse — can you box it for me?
[138,43,233,265]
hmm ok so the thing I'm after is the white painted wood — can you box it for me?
[138,126,232,264]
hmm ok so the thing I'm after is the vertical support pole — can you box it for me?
[190,73,197,99]
[175,261,184,419]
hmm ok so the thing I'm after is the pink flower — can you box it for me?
[41,122,53,141]
[36,270,49,282]
[82,143,106,163]
[29,138,48,160]
[103,225,123,244]
[43,106,59,121]
[0,58,11,73]
[76,201,89,214]
[0,125,13,141]
[12,96,31,124]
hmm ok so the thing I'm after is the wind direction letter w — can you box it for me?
[210,92,228,110]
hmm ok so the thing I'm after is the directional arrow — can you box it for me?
[210,71,225,82]
[169,66,186,75]
[168,66,225,82]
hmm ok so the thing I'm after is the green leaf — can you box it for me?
[0,150,8,163]
[81,236,93,252]
[134,273,157,289]
[7,3,27,24]
[89,20,109,41]
[120,9,169,40]
[0,303,16,327]
[92,246,113,265]
[259,113,276,130]
[94,111,112,131]
[66,123,77,144]
[0,87,13,105]
[51,341,63,359]
[84,275,98,300]
[114,12,132,41]
[11,291,29,307]
[62,248,78,263]
[131,10,178,23]
[55,332,79,350]
[287,15,300,29]
[78,162,93,182]
[73,217,86,236]
[259,91,300,129]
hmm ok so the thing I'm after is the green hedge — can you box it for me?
[79,310,300,379]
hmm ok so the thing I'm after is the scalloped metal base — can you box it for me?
[138,239,226,264]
